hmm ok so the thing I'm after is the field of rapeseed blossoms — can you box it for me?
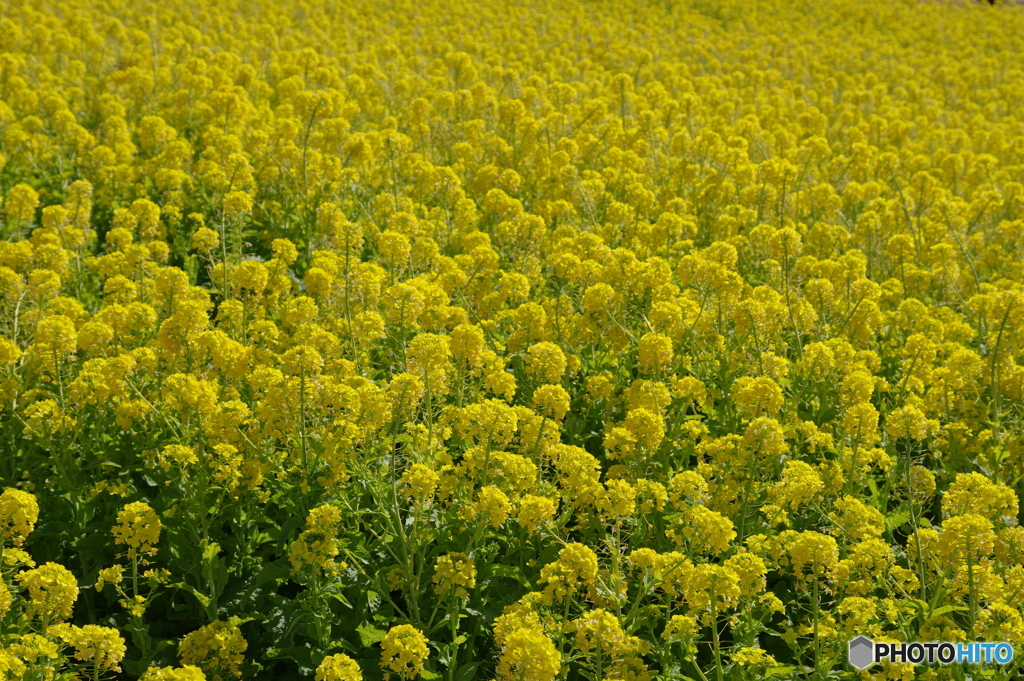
[1,0,1024,678]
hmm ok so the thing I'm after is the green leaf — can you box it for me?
[421,671,441,681]
[902,598,928,614]
[171,582,211,608]
[885,510,911,531]
[253,562,292,587]
[327,590,353,608]
[454,661,482,681]
[485,563,523,581]
[328,639,359,654]
[357,622,387,647]
[266,645,315,672]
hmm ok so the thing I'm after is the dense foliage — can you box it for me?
[2,0,1024,679]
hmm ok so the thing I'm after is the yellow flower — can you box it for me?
[17,562,79,624]
[406,333,453,394]
[731,647,776,668]
[941,472,1017,523]
[8,0,1024,674]
[0,488,39,546]
[532,383,570,420]
[179,621,247,680]
[725,551,768,597]
[140,666,208,681]
[885,405,932,441]
[667,471,708,508]
[733,376,784,420]
[280,345,324,376]
[606,408,665,461]
[496,627,560,681]
[470,486,512,529]
[597,479,637,521]
[903,465,936,503]
[581,283,617,314]
[936,514,995,566]
[787,531,839,580]
[3,632,59,668]
[0,581,11,619]
[0,336,21,366]
[22,398,77,436]
[354,311,387,344]
[684,563,740,621]
[52,624,126,674]
[585,374,616,401]
[517,494,558,533]
[229,260,269,295]
[271,238,299,266]
[768,461,823,511]
[32,314,78,358]
[192,227,220,254]
[919,615,966,642]
[315,654,362,681]
[0,650,27,679]
[539,542,598,603]
[525,342,566,384]
[379,624,429,681]
[832,539,895,596]
[4,183,39,222]
[668,505,735,556]
[996,526,1024,565]
[157,444,200,473]
[95,565,125,590]
[289,504,344,577]
[637,332,673,374]
[432,552,477,600]
[661,614,699,642]
[829,496,885,541]
[112,501,161,559]
[573,608,634,656]
[741,417,789,458]
[400,464,439,506]
[222,191,253,220]
[450,324,486,367]
[975,603,1024,645]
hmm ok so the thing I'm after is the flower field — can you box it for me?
[1,0,1024,678]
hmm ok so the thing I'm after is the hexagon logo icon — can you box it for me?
[849,636,875,669]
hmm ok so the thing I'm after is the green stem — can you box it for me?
[448,604,460,681]
[813,574,821,679]
[968,536,977,635]
[904,445,927,603]
[710,581,724,681]
[299,370,308,470]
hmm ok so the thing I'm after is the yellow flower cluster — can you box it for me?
[178,621,247,681]
[379,625,429,681]
[140,666,208,681]
[16,562,79,625]
[0,488,37,547]
[289,503,346,577]
[50,624,127,675]
[1,0,1024,677]
[495,627,560,681]
[112,501,162,559]
[315,654,362,681]
[431,552,476,600]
